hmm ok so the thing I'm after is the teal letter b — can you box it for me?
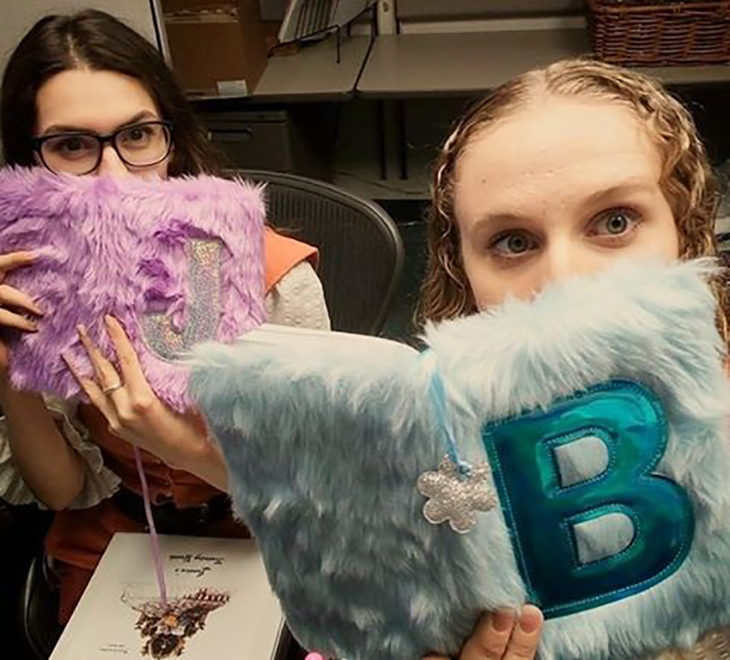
[482,381,694,618]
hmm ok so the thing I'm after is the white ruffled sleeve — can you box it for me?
[0,394,120,509]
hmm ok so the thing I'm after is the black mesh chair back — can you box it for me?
[18,552,61,659]
[235,170,404,335]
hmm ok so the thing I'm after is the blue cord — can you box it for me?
[427,358,472,478]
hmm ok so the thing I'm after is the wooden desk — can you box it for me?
[357,29,730,98]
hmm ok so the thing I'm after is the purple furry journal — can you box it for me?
[0,167,265,411]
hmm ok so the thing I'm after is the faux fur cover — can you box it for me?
[190,259,730,660]
[0,167,265,411]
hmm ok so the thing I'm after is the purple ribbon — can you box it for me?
[133,446,168,607]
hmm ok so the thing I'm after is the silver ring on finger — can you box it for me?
[102,381,124,396]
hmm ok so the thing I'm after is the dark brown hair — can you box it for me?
[1,9,221,176]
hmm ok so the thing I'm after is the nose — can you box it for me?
[95,144,129,178]
[540,237,602,289]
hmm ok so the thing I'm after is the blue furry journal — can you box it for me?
[189,259,730,660]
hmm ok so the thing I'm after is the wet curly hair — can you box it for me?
[417,58,727,350]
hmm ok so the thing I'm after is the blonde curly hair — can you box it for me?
[417,58,727,349]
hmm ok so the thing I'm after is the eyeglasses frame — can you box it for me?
[32,120,174,175]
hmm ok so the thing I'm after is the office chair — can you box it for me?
[236,169,404,335]
[4,501,58,660]
[18,553,61,660]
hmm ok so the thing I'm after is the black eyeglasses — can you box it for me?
[33,120,173,175]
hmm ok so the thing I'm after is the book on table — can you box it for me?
[50,532,286,660]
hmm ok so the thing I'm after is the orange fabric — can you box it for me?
[54,561,94,625]
[45,229,318,623]
[262,227,318,293]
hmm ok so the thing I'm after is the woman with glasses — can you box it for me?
[0,9,329,627]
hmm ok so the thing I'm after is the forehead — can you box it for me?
[453,96,663,220]
[35,69,158,134]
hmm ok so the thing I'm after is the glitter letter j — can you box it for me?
[140,239,221,360]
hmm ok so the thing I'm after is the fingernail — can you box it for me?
[492,610,514,632]
[77,324,87,335]
[61,351,75,370]
[104,315,116,327]
[518,606,543,634]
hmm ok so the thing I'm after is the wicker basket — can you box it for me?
[587,0,730,66]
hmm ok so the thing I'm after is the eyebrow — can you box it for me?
[579,179,656,209]
[40,110,159,136]
[471,178,657,232]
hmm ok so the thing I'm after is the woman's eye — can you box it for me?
[62,137,84,152]
[51,137,87,153]
[491,231,537,257]
[591,209,639,237]
[121,126,152,144]
[45,135,96,160]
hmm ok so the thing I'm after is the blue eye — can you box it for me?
[592,209,639,237]
[492,231,537,257]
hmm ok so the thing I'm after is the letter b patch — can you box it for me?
[482,381,694,618]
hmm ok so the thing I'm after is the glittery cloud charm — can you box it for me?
[417,456,497,533]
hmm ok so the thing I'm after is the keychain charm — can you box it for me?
[417,455,497,533]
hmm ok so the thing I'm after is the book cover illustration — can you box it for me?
[123,586,230,658]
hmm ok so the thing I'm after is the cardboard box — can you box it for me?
[162,1,267,97]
